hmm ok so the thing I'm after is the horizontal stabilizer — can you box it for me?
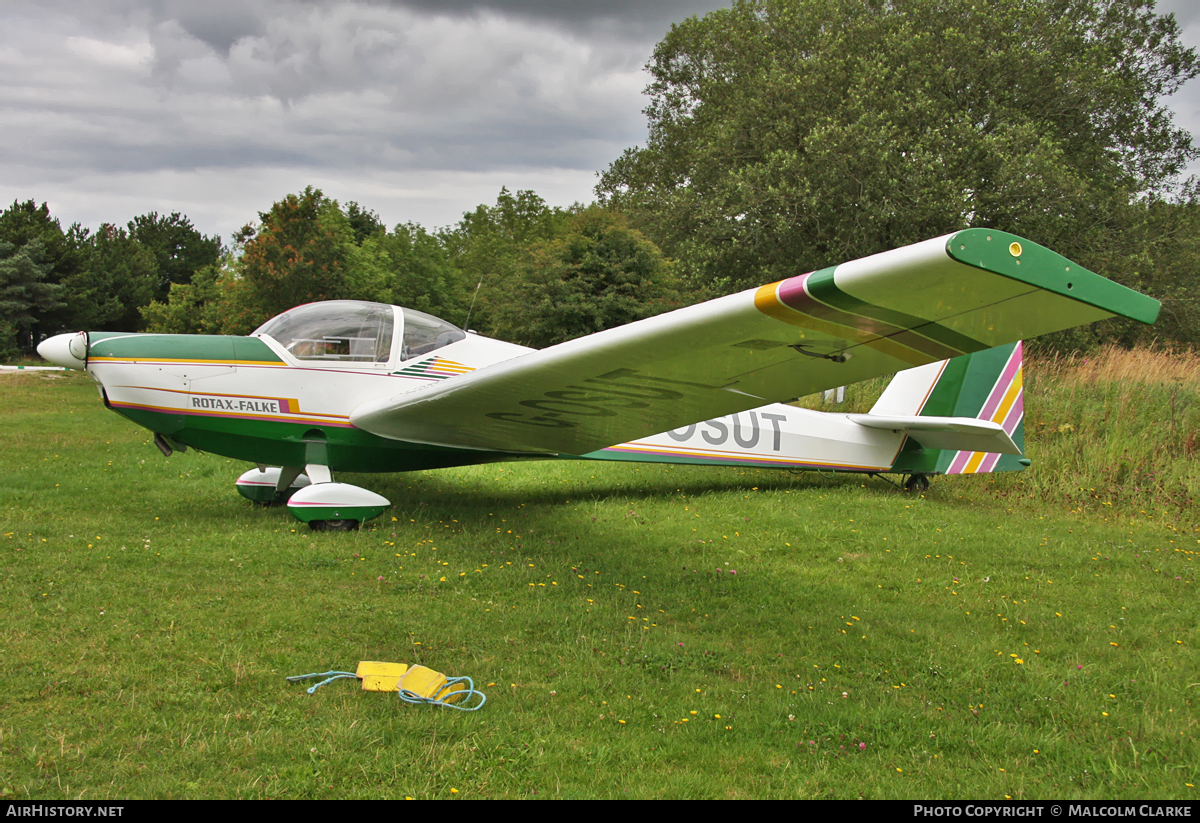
[848,414,1020,455]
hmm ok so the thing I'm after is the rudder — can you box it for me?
[886,342,1026,475]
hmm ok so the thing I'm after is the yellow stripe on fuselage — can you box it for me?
[89,357,288,367]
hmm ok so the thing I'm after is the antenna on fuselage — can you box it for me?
[462,277,484,332]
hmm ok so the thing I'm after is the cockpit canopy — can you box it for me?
[252,301,465,365]
[255,301,394,362]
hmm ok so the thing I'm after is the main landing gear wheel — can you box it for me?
[235,467,311,506]
[904,474,931,493]
[309,519,360,532]
[286,480,389,530]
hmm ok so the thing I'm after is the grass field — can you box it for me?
[1,355,1196,800]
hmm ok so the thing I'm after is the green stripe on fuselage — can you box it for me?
[89,333,283,363]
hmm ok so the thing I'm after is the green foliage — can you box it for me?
[127,211,221,301]
[363,222,469,323]
[1,201,218,342]
[442,188,577,333]
[238,186,356,323]
[1112,198,1200,349]
[0,200,90,343]
[598,0,1200,295]
[1028,195,1200,352]
[64,224,158,333]
[143,189,479,336]
[0,241,62,356]
[487,207,681,347]
[345,201,386,246]
[144,187,362,337]
[447,187,575,253]
[139,258,259,336]
[0,201,85,284]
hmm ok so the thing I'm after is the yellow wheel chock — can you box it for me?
[288,661,486,710]
[357,660,409,691]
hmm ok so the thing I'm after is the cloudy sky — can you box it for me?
[2,0,1198,243]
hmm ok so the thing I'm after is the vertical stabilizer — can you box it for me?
[887,342,1026,475]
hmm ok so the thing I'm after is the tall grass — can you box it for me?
[971,346,1200,526]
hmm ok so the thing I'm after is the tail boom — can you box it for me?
[579,342,1027,479]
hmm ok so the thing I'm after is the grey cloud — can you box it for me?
[161,1,268,54]
[380,0,728,35]
[2,1,659,181]
[3,0,1197,241]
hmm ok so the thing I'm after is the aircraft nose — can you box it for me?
[38,332,88,370]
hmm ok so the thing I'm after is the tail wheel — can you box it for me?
[904,474,931,493]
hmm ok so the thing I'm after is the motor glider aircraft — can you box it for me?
[39,230,1159,530]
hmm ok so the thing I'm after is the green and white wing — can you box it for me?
[350,230,1158,454]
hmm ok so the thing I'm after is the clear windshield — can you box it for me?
[401,308,466,360]
[254,301,396,364]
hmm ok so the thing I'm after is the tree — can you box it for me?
[140,257,259,336]
[127,211,221,301]
[598,0,1200,292]
[1079,194,1200,349]
[360,223,469,323]
[144,190,474,336]
[0,200,89,342]
[0,241,62,356]
[238,186,355,324]
[64,224,158,332]
[441,188,577,333]
[487,207,680,348]
[345,202,385,246]
[0,201,77,275]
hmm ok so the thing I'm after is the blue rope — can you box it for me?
[397,675,487,712]
[287,669,487,710]
[286,670,358,694]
